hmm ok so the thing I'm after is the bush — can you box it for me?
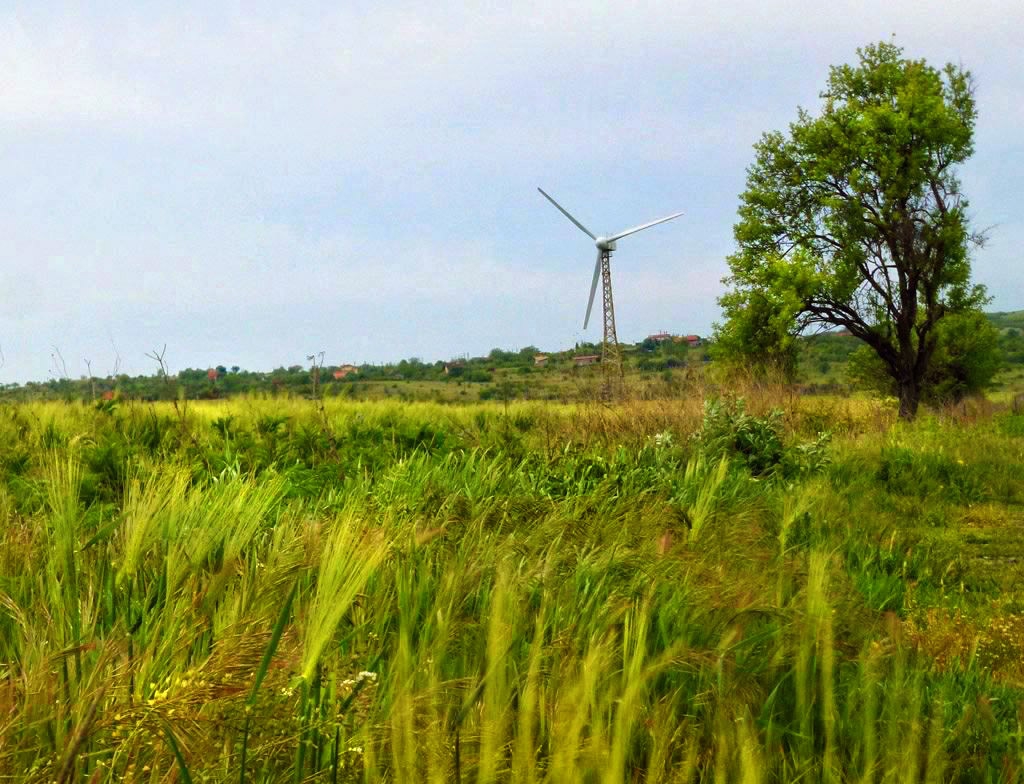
[693,397,831,477]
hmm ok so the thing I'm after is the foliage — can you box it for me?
[925,310,1003,401]
[8,309,1024,409]
[848,309,1002,403]
[714,256,810,378]
[718,41,987,419]
[693,397,832,476]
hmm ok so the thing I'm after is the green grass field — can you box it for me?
[2,392,1024,782]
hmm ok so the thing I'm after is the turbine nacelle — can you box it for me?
[595,237,617,252]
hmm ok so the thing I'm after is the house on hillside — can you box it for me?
[534,354,549,367]
[684,335,702,347]
[573,354,600,367]
[647,332,673,343]
[443,361,465,376]
[333,365,359,380]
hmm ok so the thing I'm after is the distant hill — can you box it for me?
[987,310,1024,333]
[988,311,1024,372]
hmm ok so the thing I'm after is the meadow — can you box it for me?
[2,390,1024,782]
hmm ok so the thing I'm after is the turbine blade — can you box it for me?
[537,187,596,240]
[584,248,602,330]
[607,211,684,242]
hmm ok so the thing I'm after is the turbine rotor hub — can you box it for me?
[595,237,616,251]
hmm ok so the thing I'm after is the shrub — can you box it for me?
[693,397,831,477]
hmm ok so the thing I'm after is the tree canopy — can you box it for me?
[716,41,988,418]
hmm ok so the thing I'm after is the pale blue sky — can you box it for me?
[1,1,1021,381]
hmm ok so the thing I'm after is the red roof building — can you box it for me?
[333,365,359,380]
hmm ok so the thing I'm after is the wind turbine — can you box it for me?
[537,187,683,389]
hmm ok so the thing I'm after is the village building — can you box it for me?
[534,354,549,367]
[684,335,702,347]
[443,361,465,376]
[332,364,359,380]
[647,332,673,343]
[573,354,600,367]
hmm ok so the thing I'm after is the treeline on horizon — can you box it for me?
[0,336,706,402]
[3,310,1023,404]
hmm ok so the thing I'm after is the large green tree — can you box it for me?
[717,42,988,419]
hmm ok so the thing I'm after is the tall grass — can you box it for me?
[1,395,1023,781]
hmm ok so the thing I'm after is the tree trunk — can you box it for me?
[897,377,920,420]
